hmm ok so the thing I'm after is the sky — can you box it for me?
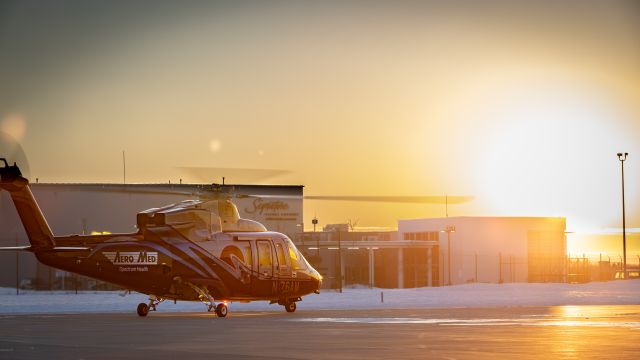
[1,0,639,254]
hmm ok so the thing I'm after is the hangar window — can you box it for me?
[405,231,439,241]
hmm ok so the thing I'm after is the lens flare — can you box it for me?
[0,112,26,141]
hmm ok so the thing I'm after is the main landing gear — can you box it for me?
[186,282,228,317]
[136,294,228,317]
[137,303,149,317]
[207,302,228,317]
[137,297,164,317]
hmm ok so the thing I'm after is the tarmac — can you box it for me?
[0,305,638,359]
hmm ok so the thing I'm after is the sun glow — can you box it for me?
[470,75,637,234]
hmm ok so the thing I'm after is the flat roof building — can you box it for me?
[398,216,567,284]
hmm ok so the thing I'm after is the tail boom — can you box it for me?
[1,158,55,249]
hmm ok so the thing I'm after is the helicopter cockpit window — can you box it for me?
[286,239,308,271]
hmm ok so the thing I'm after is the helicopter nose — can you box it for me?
[312,273,322,293]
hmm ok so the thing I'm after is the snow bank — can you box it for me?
[0,280,639,314]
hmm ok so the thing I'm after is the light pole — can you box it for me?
[15,234,19,296]
[617,152,628,279]
[337,229,342,293]
[312,217,319,256]
[442,225,456,285]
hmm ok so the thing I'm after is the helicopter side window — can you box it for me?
[274,242,287,269]
[244,244,252,267]
[257,241,273,277]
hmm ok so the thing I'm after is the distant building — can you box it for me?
[399,217,567,284]
[295,216,566,289]
[295,228,437,289]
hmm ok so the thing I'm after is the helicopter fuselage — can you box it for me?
[39,229,321,303]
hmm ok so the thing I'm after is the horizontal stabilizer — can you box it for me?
[0,246,90,252]
[50,247,91,252]
[0,246,33,252]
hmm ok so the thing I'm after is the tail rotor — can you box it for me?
[0,131,30,181]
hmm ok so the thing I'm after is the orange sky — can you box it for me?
[1,1,639,255]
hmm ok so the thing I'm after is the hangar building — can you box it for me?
[398,217,567,284]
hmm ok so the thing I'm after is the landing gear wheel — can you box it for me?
[215,303,228,318]
[284,301,297,313]
[137,303,149,317]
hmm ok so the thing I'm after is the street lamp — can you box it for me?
[441,225,456,285]
[337,228,342,293]
[617,152,628,279]
[312,217,319,256]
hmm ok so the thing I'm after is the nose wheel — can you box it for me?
[278,297,300,313]
[284,301,296,313]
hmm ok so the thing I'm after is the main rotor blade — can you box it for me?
[34,184,212,198]
[246,195,474,204]
[177,167,292,183]
[303,195,473,204]
[30,182,473,205]
[31,183,287,200]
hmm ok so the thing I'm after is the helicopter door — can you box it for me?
[273,238,291,278]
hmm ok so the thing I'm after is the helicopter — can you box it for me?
[0,158,322,317]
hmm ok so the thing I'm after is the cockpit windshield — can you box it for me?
[285,238,310,271]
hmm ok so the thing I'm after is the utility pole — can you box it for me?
[475,251,478,283]
[337,229,342,293]
[499,252,503,284]
[122,151,126,184]
[15,234,19,295]
[445,195,448,217]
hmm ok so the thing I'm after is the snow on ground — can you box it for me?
[0,280,639,314]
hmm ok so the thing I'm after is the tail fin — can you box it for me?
[0,158,55,249]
